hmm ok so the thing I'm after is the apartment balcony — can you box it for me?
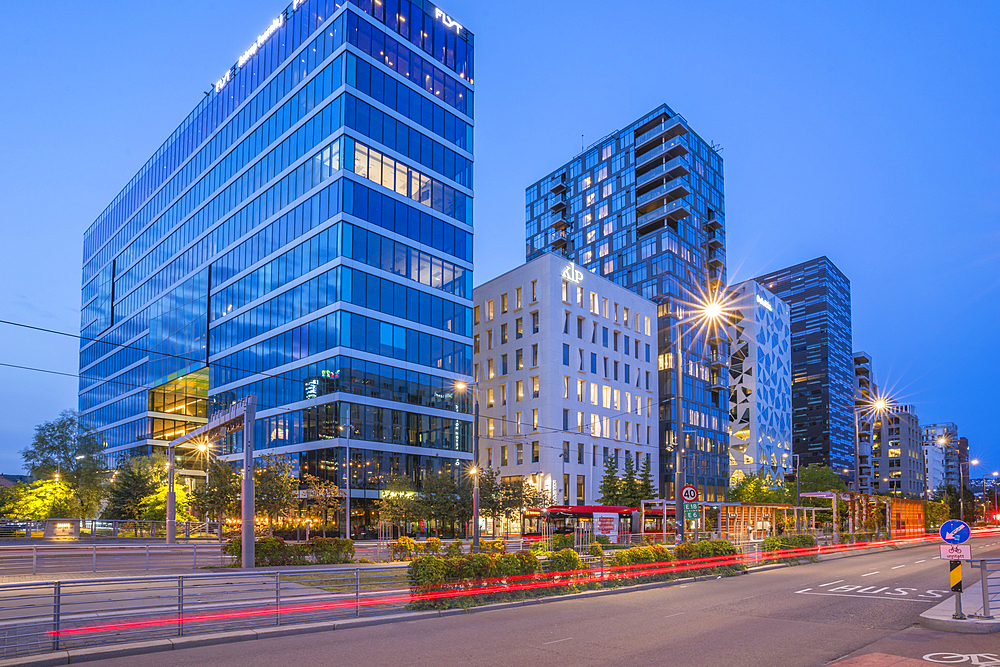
[636,155,690,191]
[636,176,691,209]
[636,198,690,236]
[702,213,723,231]
[635,134,689,170]
[709,349,728,370]
[709,371,726,390]
[548,178,567,194]
[707,247,725,270]
[703,228,725,250]
[549,194,567,212]
[634,115,688,152]
[548,214,569,230]
[548,229,568,249]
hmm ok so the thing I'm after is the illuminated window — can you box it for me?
[486,300,494,321]
[515,380,523,401]
[500,293,508,313]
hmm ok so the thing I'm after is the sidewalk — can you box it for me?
[918,582,1000,633]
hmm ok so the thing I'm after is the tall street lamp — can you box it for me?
[782,452,801,505]
[958,458,979,523]
[339,422,353,540]
[455,381,479,554]
[853,396,890,495]
[993,471,999,525]
[666,293,726,544]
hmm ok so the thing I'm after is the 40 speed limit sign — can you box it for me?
[681,485,698,502]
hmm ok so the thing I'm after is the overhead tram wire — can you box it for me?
[0,317,700,445]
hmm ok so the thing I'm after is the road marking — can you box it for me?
[794,591,934,603]
[796,588,813,593]
[542,638,573,645]
[892,565,906,569]
[819,580,844,587]
[862,571,879,577]
[932,556,941,559]
[915,560,926,563]
[663,612,684,619]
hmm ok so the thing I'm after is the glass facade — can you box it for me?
[78,0,474,536]
[525,104,729,502]
[754,257,853,472]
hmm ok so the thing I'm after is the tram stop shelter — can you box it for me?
[700,502,818,542]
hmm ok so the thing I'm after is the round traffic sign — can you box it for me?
[940,519,970,545]
[681,485,698,502]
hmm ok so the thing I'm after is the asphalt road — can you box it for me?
[91,535,1000,667]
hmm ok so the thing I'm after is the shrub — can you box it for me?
[552,534,575,551]
[391,536,423,560]
[594,535,611,546]
[424,537,442,555]
[308,537,355,564]
[484,538,506,554]
[673,540,743,577]
[446,539,464,557]
[588,542,604,559]
[408,551,541,610]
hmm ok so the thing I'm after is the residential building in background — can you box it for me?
[754,257,853,475]
[77,0,476,537]
[472,253,659,509]
[852,351,876,494]
[525,104,729,502]
[872,405,924,497]
[726,280,792,487]
[922,423,958,494]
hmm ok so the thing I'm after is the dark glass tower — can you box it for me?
[525,104,729,502]
[754,257,853,472]
[78,0,475,537]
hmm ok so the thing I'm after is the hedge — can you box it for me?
[761,534,818,564]
[224,536,354,567]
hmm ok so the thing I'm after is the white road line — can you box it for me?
[796,588,813,593]
[542,638,573,645]
[932,556,941,559]
[915,560,926,564]
[892,565,906,569]
[819,580,844,587]
[862,571,879,577]
[794,591,933,602]
[663,612,684,619]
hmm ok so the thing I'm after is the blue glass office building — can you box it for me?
[754,257,854,472]
[525,104,729,502]
[78,0,475,536]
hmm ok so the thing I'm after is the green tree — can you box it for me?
[0,480,74,519]
[102,454,166,520]
[191,460,242,538]
[21,411,107,517]
[597,454,621,506]
[638,455,656,502]
[419,468,473,536]
[254,454,298,536]
[377,474,421,535]
[727,472,785,503]
[477,467,505,537]
[618,452,641,507]
[302,473,344,537]
[931,484,979,522]
[139,485,195,521]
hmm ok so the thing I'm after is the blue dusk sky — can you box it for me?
[0,1,996,476]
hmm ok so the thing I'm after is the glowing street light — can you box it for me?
[455,380,480,554]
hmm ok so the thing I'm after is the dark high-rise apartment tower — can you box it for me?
[754,257,853,472]
[526,104,729,502]
[78,0,475,537]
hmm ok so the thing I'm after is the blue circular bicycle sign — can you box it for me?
[939,519,970,545]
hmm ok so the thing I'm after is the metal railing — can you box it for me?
[971,558,999,619]
[0,544,227,576]
[0,565,411,659]
[0,519,221,539]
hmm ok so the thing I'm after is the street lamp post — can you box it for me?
[455,381,480,554]
[993,472,999,525]
[782,453,801,506]
[340,423,352,540]
[958,458,979,523]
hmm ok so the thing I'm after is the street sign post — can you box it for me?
[940,519,970,545]
[684,502,700,521]
[681,485,698,503]
[940,544,971,560]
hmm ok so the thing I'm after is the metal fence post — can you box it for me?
[93,546,97,573]
[275,573,281,626]
[52,581,61,652]
[193,544,197,569]
[356,568,361,617]
[32,546,37,575]
[146,545,150,571]
[981,560,993,619]
[177,576,184,637]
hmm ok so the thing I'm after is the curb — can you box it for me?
[918,582,1000,634]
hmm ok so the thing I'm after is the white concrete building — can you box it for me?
[472,253,659,506]
[726,280,792,487]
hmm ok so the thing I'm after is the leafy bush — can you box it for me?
[588,542,604,559]
[552,534,575,551]
[225,536,308,567]
[446,539,464,557]
[423,537,442,555]
[484,538,506,554]
[594,535,611,546]
[408,551,540,610]
[673,540,744,577]
[391,536,423,560]
[308,537,355,564]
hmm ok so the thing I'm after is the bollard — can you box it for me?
[950,560,965,619]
